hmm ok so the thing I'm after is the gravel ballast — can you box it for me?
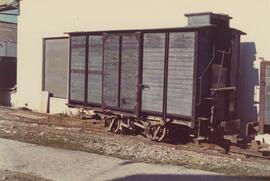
[0,118,270,177]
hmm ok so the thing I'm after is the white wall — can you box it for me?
[16,0,270,122]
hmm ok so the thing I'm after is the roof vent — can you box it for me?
[185,12,232,27]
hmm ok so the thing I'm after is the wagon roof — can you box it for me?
[65,25,217,35]
[231,28,246,35]
[185,12,232,20]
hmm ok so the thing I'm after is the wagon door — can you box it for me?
[103,33,141,113]
[120,34,140,111]
[103,35,120,108]
[87,35,103,105]
[69,36,86,103]
[142,33,166,114]
[167,32,195,117]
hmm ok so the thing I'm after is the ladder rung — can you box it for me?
[203,97,215,100]
[210,86,236,91]
[197,117,209,121]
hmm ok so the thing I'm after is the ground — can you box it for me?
[0,169,51,181]
[0,106,270,180]
[0,138,268,181]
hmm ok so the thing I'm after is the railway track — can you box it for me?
[1,112,270,162]
[11,118,105,133]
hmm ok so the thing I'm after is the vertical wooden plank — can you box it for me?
[192,30,211,124]
[84,36,89,105]
[137,32,143,116]
[88,35,103,104]
[192,32,199,124]
[103,35,120,107]
[142,33,165,113]
[70,36,86,102]
[118,36,122,108]
[163,33,169,120]
[229,32,240,119]
[265,64,270,126]
[120,34,139,110]
[167,32,195,116]
[42,38,46,92]
[230,34,240,87]
[259,62,266,134]
[258,61,270,133]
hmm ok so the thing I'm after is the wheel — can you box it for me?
[147,125,169,142]
[120,118,135,135]
[104,117,111,130]
[105,117,121,134]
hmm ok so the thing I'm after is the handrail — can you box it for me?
[197,43,232,106]
[197,43,216,106]
[216,48,231,89]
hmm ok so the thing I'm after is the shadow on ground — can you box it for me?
[111,174,269,181]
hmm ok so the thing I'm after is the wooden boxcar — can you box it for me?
[67,12,245,141]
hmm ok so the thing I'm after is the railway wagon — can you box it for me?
[67,12,245,141]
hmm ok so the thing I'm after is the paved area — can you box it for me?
[0,138,266,181]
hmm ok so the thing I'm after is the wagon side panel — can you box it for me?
[142,33,166,113]
[69,36,86,103]
[87,35,103,105]
[167,32,195,117]
[120,34,140,111]
[103,35,120,108]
